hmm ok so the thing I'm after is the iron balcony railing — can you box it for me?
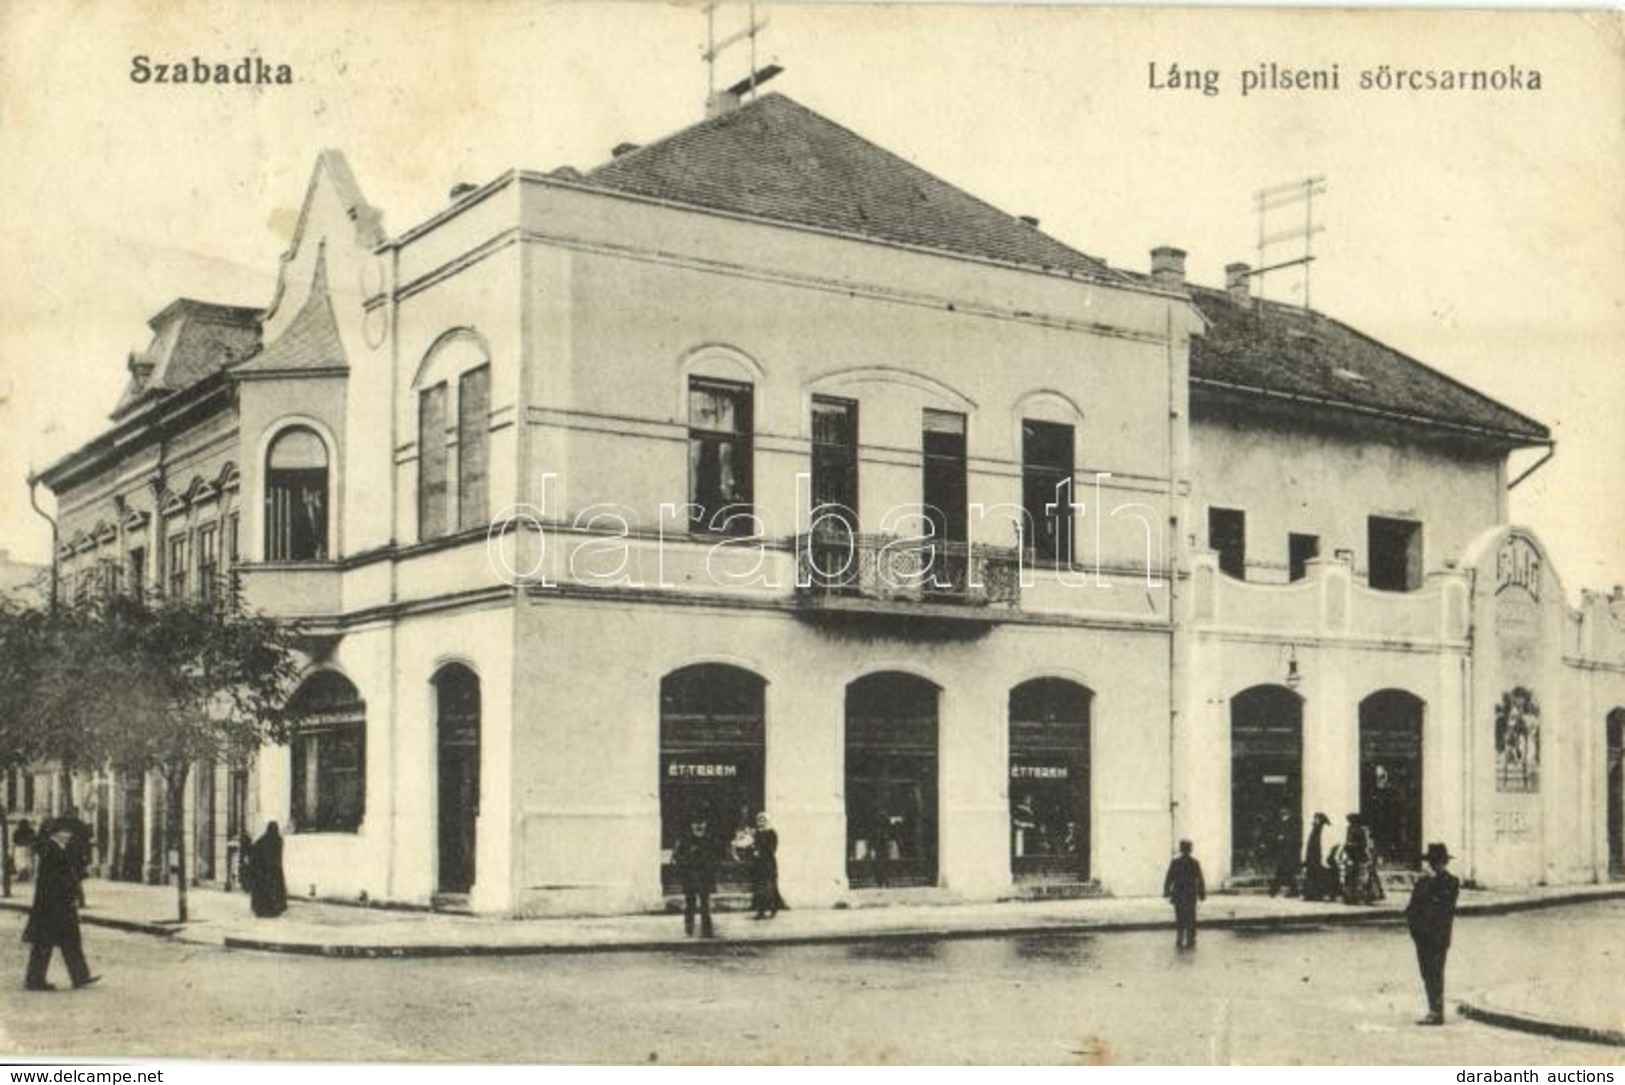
[794,532,1022,608]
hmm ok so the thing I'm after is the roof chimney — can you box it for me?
[1150,246,1187,289]
[1225,262,1253,304]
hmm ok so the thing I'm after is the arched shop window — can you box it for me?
[287,671,366,833]
[434,664,482,895]
[1009,678,1092,882]
[1359,689,1425,868]
[659,664,765,893]
[265,426,329,561]
[1230,685,1302,876]
[846,672,939,888]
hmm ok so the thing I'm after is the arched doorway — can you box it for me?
[1360,690,1424,867]
[1608,708,1624,878]
[659,664,766,893]
[433,664,481,895]
[1230,685,1303,875]
[846,673,939,887]
[1009,678,1091,882]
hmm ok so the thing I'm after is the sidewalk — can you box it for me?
[0,875,1618,959]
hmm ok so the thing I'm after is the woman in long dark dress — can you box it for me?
[750,812,783,919]
[249,822,288,918]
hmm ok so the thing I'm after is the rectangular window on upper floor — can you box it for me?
[1022,419,1075,565]
[457,365,491,533]
[197,523,219,603]
[1208,507,1246,580]
[810,396,859,529]
[688,378,754,536]
[1368,516,1423,592]
[168,533,189,600]
[922,409,968,590]
[1289,533,1320,583]
[419,382,449,540]
[128,547,145,602]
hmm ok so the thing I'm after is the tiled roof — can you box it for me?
[233,252,347,375]
[577,94,1115,281]
[111,300,261,419]
[1187,284,1550,446]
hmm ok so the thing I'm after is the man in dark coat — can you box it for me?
[671,816,719,938]
[1267,806,1300,897]
[1163,838,1206,949]
[1405,842,1461,1025]
[22,823,98,991]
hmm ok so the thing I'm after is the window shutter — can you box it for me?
[419,383,448,539]
[458,366,491,531]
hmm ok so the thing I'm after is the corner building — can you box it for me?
[35,94,1625,915]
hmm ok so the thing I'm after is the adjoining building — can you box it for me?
[30,92,1625,915]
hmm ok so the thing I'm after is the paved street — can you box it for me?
[2,899,1622,1064]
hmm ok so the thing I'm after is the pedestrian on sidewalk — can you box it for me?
[21,823,98,991]
[672,816,719,938]
[1405,842,1460,1026]
[1163,839,1206,949]
[1342,814,1373,905]
[1302,812,1334,901]
[1267,806,1300,898]
[749,812,785,920]
[248,822,288,918]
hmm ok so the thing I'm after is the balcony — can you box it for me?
[793,533,1021,631]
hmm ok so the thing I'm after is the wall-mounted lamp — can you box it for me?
[1285,644,1302,690]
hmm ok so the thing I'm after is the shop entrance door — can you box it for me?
[1608,709,1624,878]
[1009,679,1091,882]
[1230,685,1302,877]
[1360,690,1424,867]
[659,665,766,893]
[846,673,939,888]
[435,665,481,895]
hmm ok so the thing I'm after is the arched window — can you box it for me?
[846,672,939,887]
[1230,685,1302,876]
[1360,690,1425,866]
[1009,678,1092,881]
[659,664,766,892]
[265,427,328,561]
[434,665,481,894]
[287,671,365,833]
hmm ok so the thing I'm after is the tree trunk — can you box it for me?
[167,765,190,923]
[1,811,10,899]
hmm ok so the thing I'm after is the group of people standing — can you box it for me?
[670,810,784,938]
[1276,809,1387,905]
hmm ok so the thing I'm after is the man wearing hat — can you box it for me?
[1405,842,1460,1025]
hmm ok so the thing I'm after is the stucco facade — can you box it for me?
[31,94,1625,916]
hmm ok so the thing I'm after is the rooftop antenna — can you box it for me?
[1250,176,1327,308]
[703,3,780,114]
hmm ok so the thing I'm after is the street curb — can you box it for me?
[1458,999,1625,1048]
[12,886,1622,959]
[217,889,1625,959]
